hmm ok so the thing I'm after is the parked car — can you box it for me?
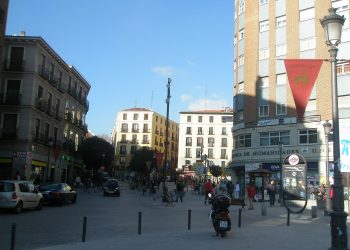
[0,180,44,213]
[103,179,120,197]
[39,183,77,205]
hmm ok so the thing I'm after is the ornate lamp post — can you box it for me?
[320,8,348,249]
[278,141,284,205]
[323,120,333,215]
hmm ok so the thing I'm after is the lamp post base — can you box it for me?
[329,210,349,249]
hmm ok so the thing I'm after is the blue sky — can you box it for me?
[6,0,234,136]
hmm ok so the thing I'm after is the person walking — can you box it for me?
[267,180,276,206]
[175,180,185,202]
[204,179,213,204]
[247,182,256,210]
[234,182,240,198]
[226,181,234,198]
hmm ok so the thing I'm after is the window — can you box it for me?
[299,129,317,144]
[234,134,251,148]
[276,15,286,28]
[144,114,148,120]
[276,44,287,56]
[276,73,286,85]
[259,20,269,32]
[132,123,139,132]
[198,116,202,122]
[186,127,192,135]
[300,8,315,21]
[3,114,17,139]
[222,127,227,135]
[259,77,269,88]
[208,137,215,147]
[187,116,191,122]
[132,134,137,143]
[38,85,43,99]
[120,145,127,154]
[259,48,269,60]
[9,46,24,70]
[123,113,127,120]
[133,114,138,120]
[143,124,148,132]
[131,146,137,154]
[186,137,192,146]
[185,148,191,158]
[238,55,244,66]
[209,127,214,135]
[5,80,20,105]
[197,137,203,146]
[222,138,228,147]
[276,103,287,115]
[196,148,202,158]
[221,149,227,159]
[300,37,316,51]
[259,0,268,5]
[238,29,244,40]
[121,123,128,132]
[198,127,203,135]
[260,131,290,146]
[209,116,214,123]
[121,134,126,142]
[208,148,214,158]
[259,105,269,117]
[238,2,245,15]
[238,82,244,93]
[143,135,148,143]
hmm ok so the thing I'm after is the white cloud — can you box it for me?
[188,98,229,111]
[151,66,174,76]
[180,94,191,102]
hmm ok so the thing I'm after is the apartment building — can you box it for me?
[177,108,233,173]
[0,0,9,73]
[112,108,179,178]
[0,34,90,183]
[232,0,350,185]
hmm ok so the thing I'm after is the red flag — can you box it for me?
[284,59,323,118]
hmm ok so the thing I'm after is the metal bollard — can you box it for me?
[82,216,87,242]
[138,212,142,235]
[238,208,242,228]
[287,208,290,226]
[311,206,317,218]
[261,202,267,216]
[10,223,16,250]
[187,209,191,230]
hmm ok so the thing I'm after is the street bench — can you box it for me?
[230,198,246,208]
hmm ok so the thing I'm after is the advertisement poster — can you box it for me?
[340,122,350,173]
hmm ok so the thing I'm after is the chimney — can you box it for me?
[19,31,26,36]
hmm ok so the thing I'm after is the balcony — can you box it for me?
[3,59,25,71]
[132,129,139,133]
[221,144,227,147]
[142,129,150,133]
[208,143,214,147]
[0,92,22,105]
[35,98,47,112]
[185,143,192,146]
[121,128,128,132]
[38,65,50,81]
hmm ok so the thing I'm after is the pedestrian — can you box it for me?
[246,182,256,210]
[204,179,213,204]
[267,180,276,206]
[226,181,234,198]
[175,180,185,202]
[14,171,21,180]
[234,182,240,198]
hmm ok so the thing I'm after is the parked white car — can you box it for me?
[0,180,44,213]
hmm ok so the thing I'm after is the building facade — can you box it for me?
[177,108,233,174]
[0,0,9,73]
[112,108,179,178]
[232,0,350,187]
[0,34,90,183]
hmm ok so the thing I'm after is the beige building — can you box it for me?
[177,108,233,173]
[0,34,90,183]
[112,108,179,178]
[232,0,350,187]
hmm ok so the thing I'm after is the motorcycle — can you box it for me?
[208,193,231,237]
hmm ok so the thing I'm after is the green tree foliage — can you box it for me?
[79,136,114,171]
[129,147,154,175]
[209,165,223,177]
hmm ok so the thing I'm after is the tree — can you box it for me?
[79,136,114,172]
[128,147,154,176]
[209,165,223,177]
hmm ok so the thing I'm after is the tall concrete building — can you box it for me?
[0,0,9,73]
[0,34,90,182]
[177,108,233,173]
[232,0,350,187]
[111,108,179,179]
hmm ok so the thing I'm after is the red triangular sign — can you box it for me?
[284,59,323,118]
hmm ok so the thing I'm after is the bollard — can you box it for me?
[138,212,142,235]
[311,206,317,218]
[238,208,242,228]
[261,202,267,216]
[187,209,191,230]
[10,223,16,250]
[287,208,290,226]
[82,216,87,242]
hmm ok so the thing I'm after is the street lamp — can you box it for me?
[46,138,53,183]
[278,141,284,205]
[320,7,348,249]
[163,78,171,189]
[323,120,333,215]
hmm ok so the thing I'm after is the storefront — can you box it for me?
[0,158,13,180]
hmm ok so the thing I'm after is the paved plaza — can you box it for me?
[32,182,350,250]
